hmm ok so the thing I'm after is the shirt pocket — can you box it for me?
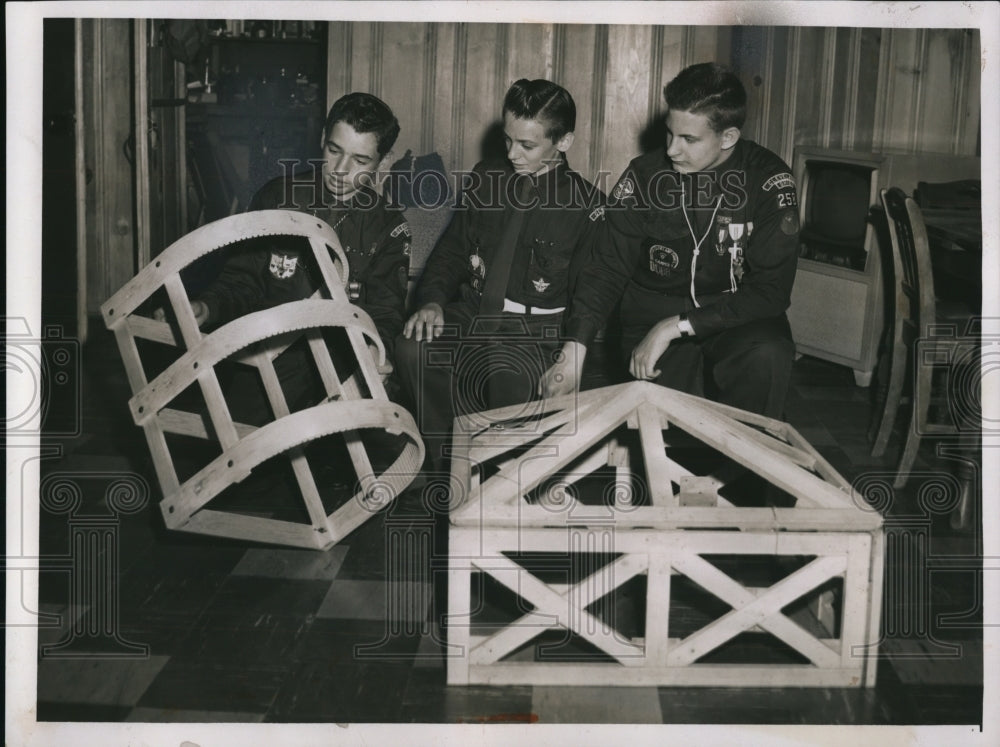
[639,228,690,281]
[524,237,573,301]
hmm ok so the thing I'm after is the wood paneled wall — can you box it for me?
[328,23,728,185]
[79,19,138,314]
[732,26,981,165]
[327,22,980,184]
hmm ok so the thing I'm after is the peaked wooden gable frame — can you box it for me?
[447,382,884,687]
[102,210,424,550]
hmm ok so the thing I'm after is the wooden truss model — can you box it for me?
[447,382,884,687]
[102,210,424,550]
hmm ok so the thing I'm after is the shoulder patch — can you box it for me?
[390,222,411,239]
[780,210,800,235]
[589,206,605,222]
[763,173,795,192]
[612,177,635,201]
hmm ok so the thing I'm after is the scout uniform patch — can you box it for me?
[269,253,299,280]
[648,245,679,277]
[613,177,635,202]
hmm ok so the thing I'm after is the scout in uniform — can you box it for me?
[190,92,410,423]
[556,62,799,419]
[396,78,605,468]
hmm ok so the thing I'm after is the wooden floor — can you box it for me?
[31,318,983,727]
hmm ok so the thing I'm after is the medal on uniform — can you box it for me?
[469,250,486,292]
[716,227,728,255]
[532,277,550,293]
[727,223,746,285]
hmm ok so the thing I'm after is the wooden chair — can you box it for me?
[869,187,978,494]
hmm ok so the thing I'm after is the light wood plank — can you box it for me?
[177,508,324,549]
[841,533,874,669]
[462,662,864,688]
[667,553,845,668]
[635,406,675,507]
[474,553,645,663]
[471,552,648,665]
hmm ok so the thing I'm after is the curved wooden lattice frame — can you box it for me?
[102,210,424,550]
[446,382,884,687]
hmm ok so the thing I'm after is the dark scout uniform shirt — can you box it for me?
[198,171,410,357]
[565,138,800,345]
[414,157,605,316]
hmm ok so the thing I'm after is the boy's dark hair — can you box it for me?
[324,92,400,157]
[664,62,747,133]
[502,78,576,142]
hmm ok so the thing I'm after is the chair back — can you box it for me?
[879,187,937,340]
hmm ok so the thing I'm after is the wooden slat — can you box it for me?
[101,210,348,324]
[677,391,789,436]
[161,274,242,452]
[635,406,675,507]
[644,551,671,667]
[251,349,330,533]
[452,502,882,532]
[649,385,855,511]
[474,553,645,664]
[783,425,854,491]
[141,420,180,497]
[446,535,474,686]
[475,386,647,509]
[112,319,151,396]
[864,530,885,687]
[156,407,255,441]
[667,553,845,668]
[461,662,864,688]
[129,300,381,424]
[175,507,324,549]
[160,400,421,526]
[841,533,874,670]
[470,553,648,665]
[449,522,879,688]
[302,328,378,487]
[127,313,178,346]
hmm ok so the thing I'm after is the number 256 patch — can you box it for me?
[776,191,798,209]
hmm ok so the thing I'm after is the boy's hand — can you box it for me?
[368,343,394,382]
[152,300,210,327]
[403,303,445,342]
[539,340,586,398]
[629,316,682,381]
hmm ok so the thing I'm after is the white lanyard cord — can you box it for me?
[681,179,723,308]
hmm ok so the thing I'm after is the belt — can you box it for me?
[502,298,565,315]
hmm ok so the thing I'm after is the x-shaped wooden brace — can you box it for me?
[467,552,647,666]
[668,552,845,668]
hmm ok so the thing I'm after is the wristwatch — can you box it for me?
[677,314,694,337]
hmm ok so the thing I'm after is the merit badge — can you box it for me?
[780,210,800,235]
[269,253,299,280]
[648,244,679,277]
[532,277,551,293]
[612,177,635,202]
